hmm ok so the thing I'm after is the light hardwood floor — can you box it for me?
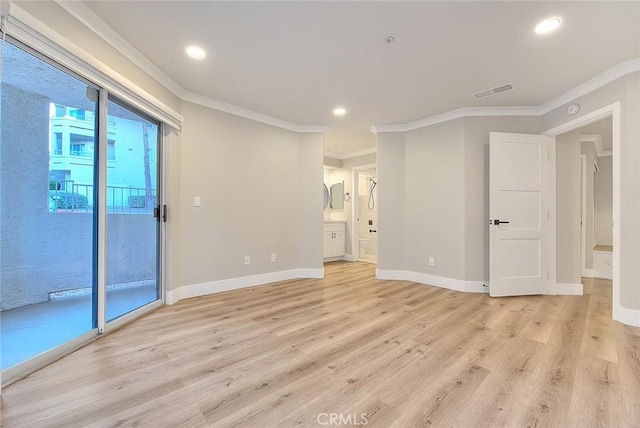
[1,262,639,427]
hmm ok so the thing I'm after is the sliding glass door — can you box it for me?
[106,98,161,321]
[0,41,98,371]
[0,39,163,382]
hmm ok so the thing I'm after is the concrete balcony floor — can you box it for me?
[1,283,157,370]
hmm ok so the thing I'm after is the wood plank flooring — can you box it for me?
[1,262,638,427]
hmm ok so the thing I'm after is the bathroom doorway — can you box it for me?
[575,117,613,280]
[353,164,378,263]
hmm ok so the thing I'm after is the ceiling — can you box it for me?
[80,1,639,156]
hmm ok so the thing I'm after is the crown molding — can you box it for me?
[372,106,540,133]
[539,58,640,115]
[183,91,327,133]
[325,146,377,160]
[373,58,640,134]
[323,151,342,159]
[8,2,184,129]
[55,0,186,98]
[52,1,328,134]
[32,3,640,137]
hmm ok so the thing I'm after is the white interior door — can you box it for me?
[490,132,553,296]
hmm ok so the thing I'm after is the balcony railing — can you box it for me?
[69,150,92,158]
[50,180,156,214]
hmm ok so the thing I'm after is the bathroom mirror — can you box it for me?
[323,184,330,209]
[330,182,344,209]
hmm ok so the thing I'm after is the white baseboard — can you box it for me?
[613,304,640,327]
[342,254,356,262]
[166,268,324,305]
[556,283,583,295]
[582,269,596,278]
[297,268,324,279]
[376,269,489,294]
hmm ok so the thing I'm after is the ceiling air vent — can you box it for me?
[472,82,515,100]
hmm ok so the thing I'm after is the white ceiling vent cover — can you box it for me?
[472,82,515,99]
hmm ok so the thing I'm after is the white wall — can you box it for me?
[404,119,466,279]
[297,133,325,270]
[595,155,613,246]
[556,131,582,285]
[377,132,405,271]
[175,102,323,289]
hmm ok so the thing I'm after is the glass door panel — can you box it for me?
[0,41,98,370]
[105,98,160,321]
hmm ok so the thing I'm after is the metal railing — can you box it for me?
[50,180,156,214]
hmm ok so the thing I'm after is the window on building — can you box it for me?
[51,132,62,155]
[54,104,66,117]
[70,109,85,121]
[107,139,115,160]
[69,134,93,157]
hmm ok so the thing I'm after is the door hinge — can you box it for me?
[162,204,168,223]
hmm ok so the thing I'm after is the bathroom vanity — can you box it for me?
[323,221,346,259]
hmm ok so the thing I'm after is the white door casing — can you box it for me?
[490,132,553,296]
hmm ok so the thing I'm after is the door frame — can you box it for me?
[542,102,620,310]
[351,163,377,260]
[580,154,588,277]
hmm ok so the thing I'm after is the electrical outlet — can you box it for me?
[244,256,250,265]
[428,257,435,266]
[271,253,276,263]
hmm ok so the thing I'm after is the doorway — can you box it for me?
[352,164,378,263]
[544,102,621,322]
[575,118,613,280]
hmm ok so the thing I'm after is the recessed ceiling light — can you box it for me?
[186,45,206,60]
[333,107,346,117]
[535,17,562,35]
